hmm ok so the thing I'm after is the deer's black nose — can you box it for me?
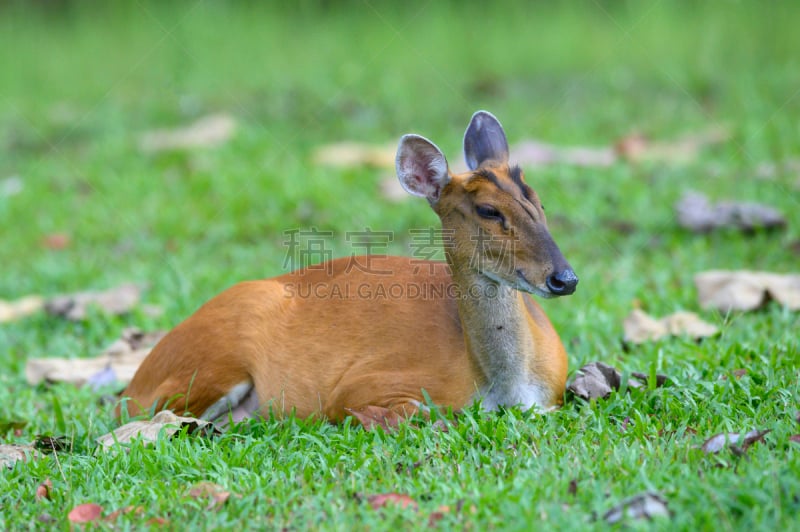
[546,269,579,296]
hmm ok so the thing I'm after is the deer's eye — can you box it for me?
[476,204,504,222]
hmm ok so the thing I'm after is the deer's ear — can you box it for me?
[463,110,509,170]
[396,134,450,203]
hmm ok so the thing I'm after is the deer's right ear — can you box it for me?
[396,134,450,203]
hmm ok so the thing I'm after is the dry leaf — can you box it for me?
[790,435,800,444]
[567,362,667,400]
[345,405,404,431]
[616,125,730,164]
[34,435,68,453]
[0,295,45,323]
[68,503,104,523]
[603,492,670,524]
[675,191,785,233]
[139,114,236,152]
[512,140,615,168]
[367,493,419,511]
[0,443,40,469]
[695,270,800,312]
[623,309,718,344]
[700,429,770,454]
[187,482,236,510]
[567,362,621,400]
[312,141,395,168]
[96,410,216,449]
[45,283,142,320]
[25,327,166,386]
[104,505,144,521]
[35,479,53,501]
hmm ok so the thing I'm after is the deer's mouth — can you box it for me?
[515,269,556,299]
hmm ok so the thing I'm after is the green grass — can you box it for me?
[1,1,799,529]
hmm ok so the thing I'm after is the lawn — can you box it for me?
[1,1,799,529]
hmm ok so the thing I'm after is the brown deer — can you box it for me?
[118,111,578,424]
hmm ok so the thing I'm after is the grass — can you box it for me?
[1,0,799,529]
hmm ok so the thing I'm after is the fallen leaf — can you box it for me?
[567,362,668,400]
[96,410,217,449]
[675,191,785,233]
[0,295,45,323]
[104,505,144,521]
[700,429,771,454]
[68,503,104,523]
[139,114,236,152]
[42,233,71,250]
[567,362,620,400]
[512,140,615,168]
[603,492,670,524]
[34,435,68,453]
[35,479,53,501]
[25,327,166,386]
[623,309,718,344]
[0,443,40,469]
[630,372,669,387]
[616,125,730,164]
[367,493,418,511]
[790,435,800,444]
[345,405,405,431]
[45,283,143,320]
[311,141,395,168]
[695,270,800,312]
[187,482,236,510]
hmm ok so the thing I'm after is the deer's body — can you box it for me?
[119,112,577,423]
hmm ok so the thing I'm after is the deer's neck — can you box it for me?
[450,265,549,410]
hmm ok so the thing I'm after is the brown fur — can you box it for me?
[119,117,574,422]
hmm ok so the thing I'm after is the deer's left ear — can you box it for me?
[463,110,509,170]
[396,134,450,203]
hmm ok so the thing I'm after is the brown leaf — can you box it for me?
[312,141,395,168]
[25,327,166,386]
[45,283,142,320]
[42,233,71,250]
[695,270,800,312]
[603,492,670,524]
[700,429,771,454]
[0,295,44,323]
[139,114,236,152]
[0,443,40,469]
[35,479,53,500]
[187,482,235,510]
[367,493,418,511]
[512,140,615,168]
[567,362,621,400]
[789,435,800,444]
[675,191,785,233]
[68,503,104,523]
[345,405,404,431]
[34,435,68,453]
[616,125,730,164]
[567,362,667,401]
[104,505,144,521]
[719,369,747,380]
[96,410,217,449]
[623,309,718,344]
[428,505,451,526]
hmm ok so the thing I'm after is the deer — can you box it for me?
[117,111,578,425]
